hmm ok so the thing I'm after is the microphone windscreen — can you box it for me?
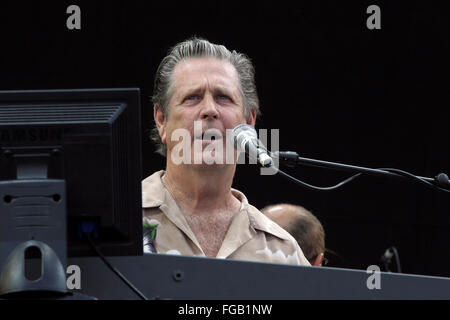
[229,124,257,151]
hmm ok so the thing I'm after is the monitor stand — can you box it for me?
[0,178,71,299]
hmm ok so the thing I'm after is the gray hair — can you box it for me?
[150,37,261,156]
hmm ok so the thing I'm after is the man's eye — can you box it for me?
[185,95,200,102]
[217,95,231,101]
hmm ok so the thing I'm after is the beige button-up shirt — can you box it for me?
[142,170,311,266]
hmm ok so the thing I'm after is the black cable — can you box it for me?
[379,168,450,194]
[86,235,149,300]
[273,165,362,192]
[270,151,363,191]
[391,246,402,273]
[271,151,450,193]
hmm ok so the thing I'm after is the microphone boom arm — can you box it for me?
[274,151,450,193]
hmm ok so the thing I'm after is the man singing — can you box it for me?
[142,37,310,266]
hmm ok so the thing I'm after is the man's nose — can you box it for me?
[199,95,219,120]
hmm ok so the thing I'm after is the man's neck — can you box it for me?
[163,163,239,215]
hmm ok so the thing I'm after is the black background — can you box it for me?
[0,1,449,277]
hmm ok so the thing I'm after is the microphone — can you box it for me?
[380,246,401,273]
[230,124,273,167]
[381,247,394,263]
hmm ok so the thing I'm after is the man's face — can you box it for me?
[156,57,256,166]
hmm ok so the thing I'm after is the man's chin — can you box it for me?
[192,163,225,170]
[191,151,231,167]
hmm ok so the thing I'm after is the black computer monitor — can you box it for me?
[0,88,143,266]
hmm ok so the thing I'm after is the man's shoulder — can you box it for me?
[246,204,294,242]
[142,170,165,186]
[230,187,294,242]
[244,204,311,266]
[142,170,165,208]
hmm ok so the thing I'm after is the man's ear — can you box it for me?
[313,253,324,267]
[153,104,167,143]
[246,109,256,127]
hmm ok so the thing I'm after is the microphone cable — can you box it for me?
[272,165,363,192]
[268,151,450,193]
[266,149,363,192]
[378,168,450,194]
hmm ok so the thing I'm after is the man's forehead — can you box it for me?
[173,57,239,89]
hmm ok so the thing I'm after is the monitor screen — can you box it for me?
[0,88,143,260]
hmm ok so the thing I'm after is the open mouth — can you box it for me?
[195,129,223,141]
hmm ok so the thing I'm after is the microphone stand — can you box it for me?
[273,151,450,192]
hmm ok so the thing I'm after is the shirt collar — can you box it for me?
[142,170,290,242]
[142,170,165,208]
